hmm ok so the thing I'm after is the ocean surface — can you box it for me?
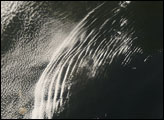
[1,1,163,119]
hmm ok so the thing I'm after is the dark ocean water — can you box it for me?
[1,1,163,119]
